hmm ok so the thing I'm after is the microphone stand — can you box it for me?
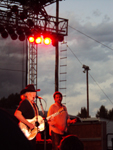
[38,98,46,150]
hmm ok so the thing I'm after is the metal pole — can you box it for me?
[25,38,28,86]
[86,69,89,117]
[82,65,90,118]
[55,0,59,92]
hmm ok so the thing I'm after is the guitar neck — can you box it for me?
[47,111,60,121]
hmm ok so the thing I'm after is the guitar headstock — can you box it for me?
[58,107,66,113]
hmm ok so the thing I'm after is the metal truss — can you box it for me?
[27,42,38,89]
[0,0,68,89]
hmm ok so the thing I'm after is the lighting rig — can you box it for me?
[0,0,68,88]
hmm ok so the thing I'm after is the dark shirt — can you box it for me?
[17,99,35,119]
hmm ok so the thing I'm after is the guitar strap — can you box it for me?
[27,100,38,120]
[32,103,38,116]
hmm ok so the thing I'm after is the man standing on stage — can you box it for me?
[47,91,76,150]
[14,84,39,150]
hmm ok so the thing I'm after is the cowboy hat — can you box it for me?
[20,84,40,95]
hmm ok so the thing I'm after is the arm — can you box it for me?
[67,118,77,126]
[14,110,35,130]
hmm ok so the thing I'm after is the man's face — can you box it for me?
[26,92,36,102]
[54,94,62,104]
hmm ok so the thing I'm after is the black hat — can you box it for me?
[53,91,63,99]
[20,84,40,95]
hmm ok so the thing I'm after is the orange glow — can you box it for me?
[43,37,51,45]
[35,36,43,44]
[20,95,25,100]
[28,36,34,43]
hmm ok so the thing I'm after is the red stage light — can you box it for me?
[43,37,51,45]
[28,36,34,43]
[35,36,42,44]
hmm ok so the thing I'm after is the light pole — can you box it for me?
[55,0,59,92]
[82,64,90,118]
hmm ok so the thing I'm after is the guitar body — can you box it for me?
[19,107,64,140]
[19,115,44,140]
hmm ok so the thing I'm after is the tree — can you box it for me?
[108,108,113,120]
[77,107,89,118]
[0,93,21,110]
[96,105,108,119]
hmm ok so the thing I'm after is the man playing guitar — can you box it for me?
[14,84,39,150]
[47,91,77,150]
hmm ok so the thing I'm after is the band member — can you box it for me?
[47,91,77,150]
[14,84,39,150]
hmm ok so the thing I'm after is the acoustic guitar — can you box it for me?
[19,107,65,140]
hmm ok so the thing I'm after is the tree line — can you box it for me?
[0,93,113,120]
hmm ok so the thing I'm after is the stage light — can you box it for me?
[52,38,58,47]
[10,33,18,40]
[24,27,32,36]
[27,19,34,27]
[51,34,64,46]
[16,27,23,35]
[28,36,35,43]
[43,37,51,45]
[11,5,18,14]
[7,27,15,35]
[19,12,27,20]
[1,30,8,39]
[35,36,42,44]
[0,25,5,33]
[19,34,25,41]
[58,35,64,42]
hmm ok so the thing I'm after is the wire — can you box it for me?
[67,45,113,105]
[69,25,113,51]
[0,67,25,72]
[89,73,113,105]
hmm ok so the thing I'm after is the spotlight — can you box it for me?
[35,36,42,44]
[19,12,27,20]
[27,19,34,27]
[19,34,25,41]
[10,33,18,40]
[58,35,64,42]
[1,30,8,39]
[11,5,18,14]
[28,36,35,43]
[16,27,23,35]
[24,27,32,36]
[7,27,15,35]
[0,25,5,33]
[43,37,51,45]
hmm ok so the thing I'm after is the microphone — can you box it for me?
[36,95,43,99]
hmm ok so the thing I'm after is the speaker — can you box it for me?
[67,121,107,150]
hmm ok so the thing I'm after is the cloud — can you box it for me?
[92,9,101,17]
[0,1,113,117]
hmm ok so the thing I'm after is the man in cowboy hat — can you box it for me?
[14,84,40,150]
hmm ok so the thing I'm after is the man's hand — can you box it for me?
[70,118,77,124]
[27,122,35,130]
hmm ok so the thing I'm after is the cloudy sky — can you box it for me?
[0,0,113,117]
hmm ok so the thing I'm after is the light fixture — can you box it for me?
[7,26,15,35]
[24,27,32,36]
[27,19,34,27]
[0,25,5,33]
[19,34,25,41]
[1,30,8,39]
[28,36,35,43]
[10,33,18,40]
[16,27,24,35]
[43,37,51,45]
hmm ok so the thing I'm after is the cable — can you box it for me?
[69,25,113,51]
[0,68,25,72]
[67,45,113,105]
